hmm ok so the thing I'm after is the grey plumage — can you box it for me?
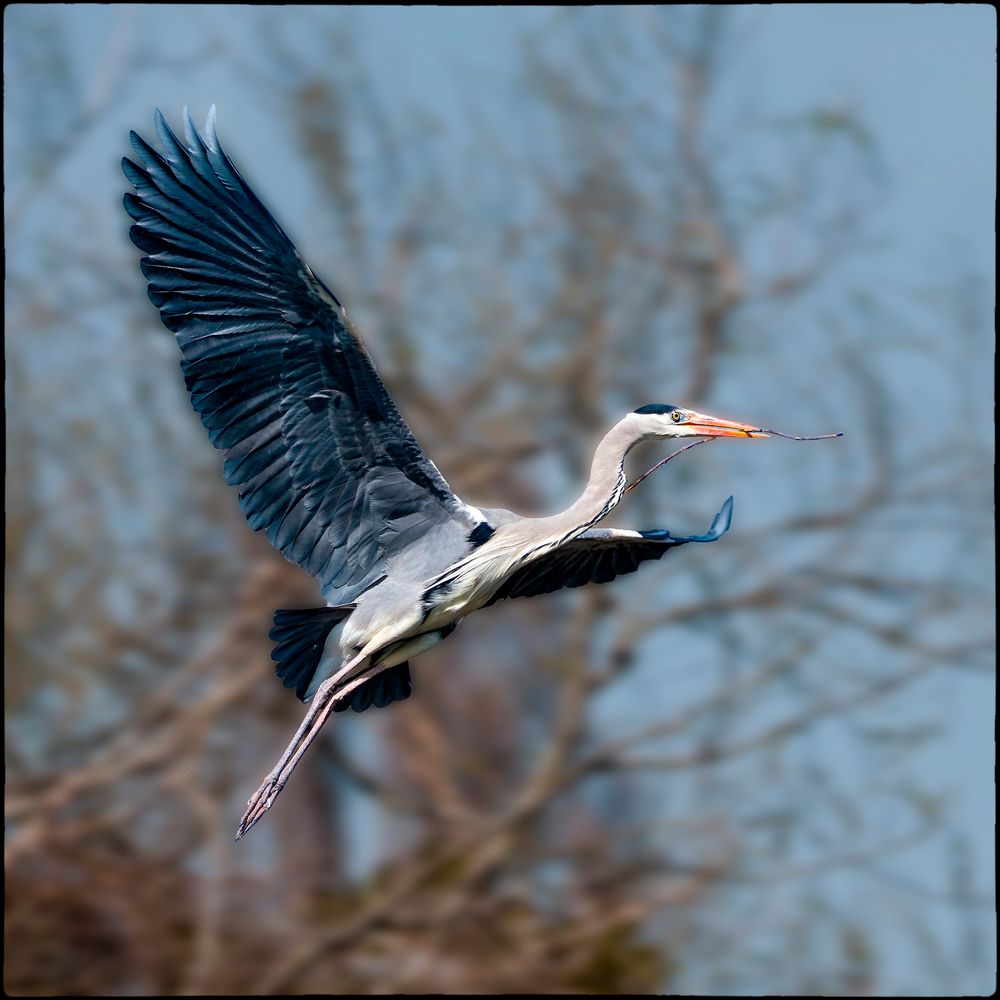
[124,108,476,607]
[123,108,767,839]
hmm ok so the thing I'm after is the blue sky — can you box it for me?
[5,4,995,993]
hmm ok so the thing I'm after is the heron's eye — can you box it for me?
[670,410,685,423]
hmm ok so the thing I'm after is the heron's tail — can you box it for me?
[269,606,412,712]
[270,606,355,701]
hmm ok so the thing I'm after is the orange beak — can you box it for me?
[686,409,769,439]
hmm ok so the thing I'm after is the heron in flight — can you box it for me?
[123,109,829,840]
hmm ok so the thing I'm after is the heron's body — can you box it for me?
[122,108,772,838]
[321,417,688,694]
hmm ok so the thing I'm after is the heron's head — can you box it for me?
[631,403,769,439]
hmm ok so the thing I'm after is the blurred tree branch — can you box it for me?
[4,6,993,996]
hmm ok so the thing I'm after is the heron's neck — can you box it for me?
[558,419,642,531]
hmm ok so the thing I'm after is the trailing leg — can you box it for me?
[235,655,390,839]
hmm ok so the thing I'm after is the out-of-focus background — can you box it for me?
[4,5,995,995]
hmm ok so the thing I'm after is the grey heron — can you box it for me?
[122,109,834,840]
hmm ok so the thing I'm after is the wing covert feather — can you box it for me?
[487,498,733,604]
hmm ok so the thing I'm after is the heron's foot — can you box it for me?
[235,766,289,840]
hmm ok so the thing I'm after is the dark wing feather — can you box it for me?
[487,497,734,605]
[123,108,475,602]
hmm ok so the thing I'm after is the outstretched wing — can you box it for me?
[486,497,733,605]
[123,108,477,603]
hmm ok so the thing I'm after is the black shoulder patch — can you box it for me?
[634,403,678,415]
[468,521,496,547]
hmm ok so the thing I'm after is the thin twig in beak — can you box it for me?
[624,438,714,494]
[756,429,844,441]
